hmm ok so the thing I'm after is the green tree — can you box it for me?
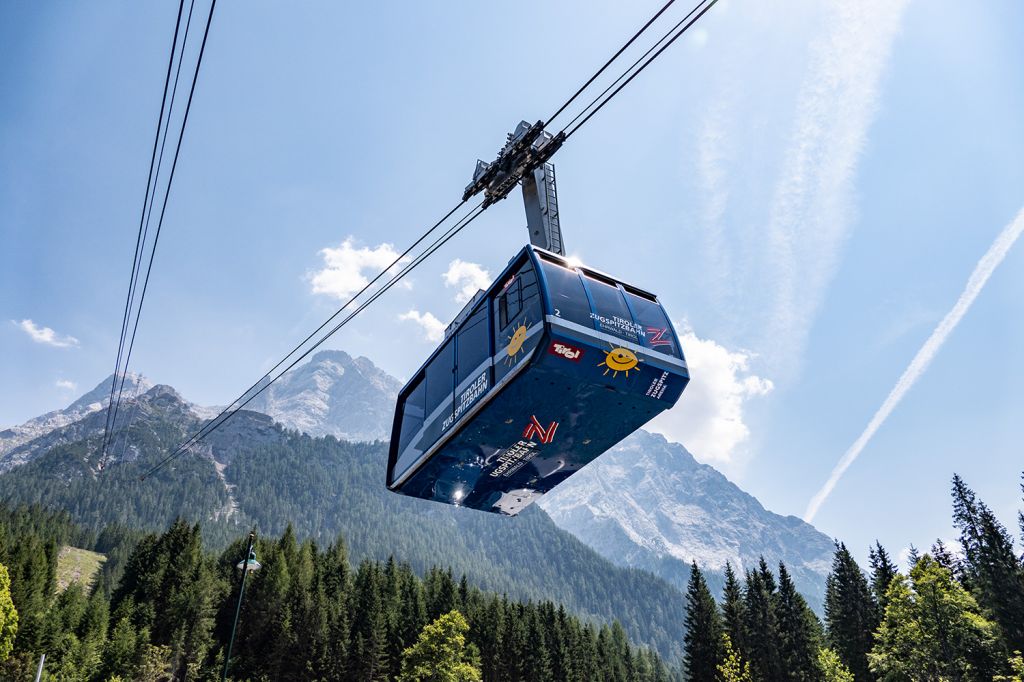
[398,610,482,682]
[817,648,855,682]
[717,634,751,682]
[995,651,1024,682]
[1019,472,1023,545]
[102,617,146,680]
[0,563,16,662]
[742,559,782,680]
[930,538,960,575]
[684,562,723,682]
[776,562,821,681]
[868,542,898,615]
[720,563,745,661]
[868,555,1003,680]
[951,474,1024,653]
[824,542,877,680]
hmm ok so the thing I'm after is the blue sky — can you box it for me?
[3,0,1023,565]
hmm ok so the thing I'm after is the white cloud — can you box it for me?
[399,309,445,343]
[694,0,910,378]
[443,259,491,303]
[56,379,78,391]
[13,319,79,348]
[805,208,1024,522]
[760,0,910,375]
[310,238,410,301]
[646,330,773,467]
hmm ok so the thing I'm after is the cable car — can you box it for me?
[386,244,689,514]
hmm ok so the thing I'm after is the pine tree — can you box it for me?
[101,617,144,680]
[522,604,554,682]
[321,538,352,678]
[930,538,960,575]
[742,559,782,680]
[350,561,390,681]
[951,474,1024,652]
[824,542,877,680]
[1018,472,1023,548]
[721,562,746,659]
[868,542,898,615]
[0,564,16,663]
[775,562,821,681]
[683,562,723,682]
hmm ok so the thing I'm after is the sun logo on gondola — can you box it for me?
[504,322,529,366]
[599,345,640,378]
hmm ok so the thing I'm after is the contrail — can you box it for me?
[805,207,1024,523]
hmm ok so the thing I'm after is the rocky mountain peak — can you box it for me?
[246,348,401,441]
[0,373,152,460]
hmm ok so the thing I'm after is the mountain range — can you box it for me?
[0,348,837,653]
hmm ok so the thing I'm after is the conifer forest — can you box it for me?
[1,473,1022,680]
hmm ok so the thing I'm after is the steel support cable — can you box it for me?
[103,0,218,459]
[143,202,486,479]
[543,0,678,127]
[557,0,704,135]
[105,0,199,462]
[102,0,187,455]
[561,0,719,140]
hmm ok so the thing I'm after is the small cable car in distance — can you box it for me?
[386,122,690,514]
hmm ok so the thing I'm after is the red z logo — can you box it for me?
[522,415,559,444]
[647,327,672,347]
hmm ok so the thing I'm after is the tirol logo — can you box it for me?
[522,415,559,444]
[548,340,583,362]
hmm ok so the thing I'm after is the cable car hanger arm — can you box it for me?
[462,120,566,255]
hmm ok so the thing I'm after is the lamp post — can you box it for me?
[222,530,261,682]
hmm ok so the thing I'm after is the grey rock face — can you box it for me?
[246,349,400,441]
[538,430,835,609]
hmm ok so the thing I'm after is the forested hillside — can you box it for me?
[0,388,688,660]
[0,509,678,680]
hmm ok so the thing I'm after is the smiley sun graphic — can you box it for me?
[599,345,640,378]
[504,322,529,366]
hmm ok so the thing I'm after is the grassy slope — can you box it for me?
[55,546,106,592]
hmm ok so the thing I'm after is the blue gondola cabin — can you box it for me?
[386,245,689,515]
